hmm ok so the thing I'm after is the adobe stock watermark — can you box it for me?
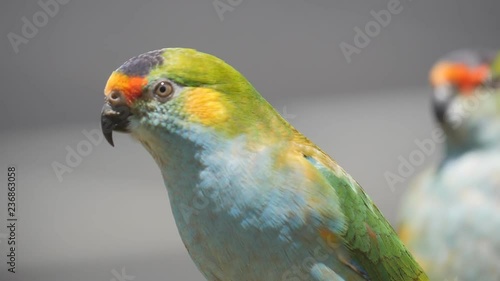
[179,192,210,224]
[179,105,296,223]
[384,127,445,192]
[339,0,411,63]
[384,87,497,191]
[7,0,71,54]
[281,235,339,281]
[213,0,243,21]
[52,128,103,182]
[281,106,297,120]
[110,267,135,281]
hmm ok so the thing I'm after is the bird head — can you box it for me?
[101,48,289,150]
[429,49,500,152]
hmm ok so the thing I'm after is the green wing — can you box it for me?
[307,155,429,281]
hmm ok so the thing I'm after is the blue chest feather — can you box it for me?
[401,147,500,281]
[130,121,358,281]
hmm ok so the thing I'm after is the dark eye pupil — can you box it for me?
[154,81,172,99]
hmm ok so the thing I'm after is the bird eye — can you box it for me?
[153,81,173,101]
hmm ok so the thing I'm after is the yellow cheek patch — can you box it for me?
[184,88,229,126]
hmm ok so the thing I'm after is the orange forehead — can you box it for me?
[104,72,147,104]
[430,62,489,93]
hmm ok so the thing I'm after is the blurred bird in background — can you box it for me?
[398,49,500,281]
[101,48,428,281]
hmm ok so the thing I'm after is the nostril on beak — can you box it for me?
[108,91,127,106]
[110,92,119,100]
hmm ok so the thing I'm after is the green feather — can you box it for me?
[311,160,429,281]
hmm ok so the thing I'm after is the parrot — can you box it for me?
[100,48,428,281]
[398,49,500,281]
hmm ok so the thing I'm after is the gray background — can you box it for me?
[0,0,499,280]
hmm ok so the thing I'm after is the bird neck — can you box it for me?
[443,123,500,159]
[445,139,494,161]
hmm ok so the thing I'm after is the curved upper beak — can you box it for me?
[432,84,456,124]
[101,94,132,147]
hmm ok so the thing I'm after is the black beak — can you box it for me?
[101,103,132,146]
[432,84,456,124]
